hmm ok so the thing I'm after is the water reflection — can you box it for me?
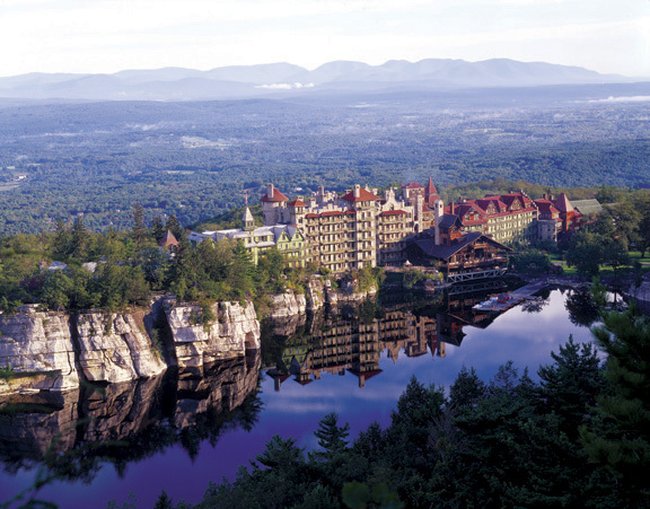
[0,285,603,508]
[263,289,505,390]
[0,350,261,481]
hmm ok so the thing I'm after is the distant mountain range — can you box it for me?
[0,59,635,102]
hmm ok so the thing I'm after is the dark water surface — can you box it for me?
[0,288,598,508]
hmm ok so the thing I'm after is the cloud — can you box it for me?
[587,95,650,103]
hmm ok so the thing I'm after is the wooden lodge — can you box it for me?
[406,229,511,284]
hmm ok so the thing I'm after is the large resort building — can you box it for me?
[190,179,589,277]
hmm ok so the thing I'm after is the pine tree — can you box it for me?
[132,203,146,245]
[70,215,89,260]
[538,336,603,436]
[312,413,350,461]
[153,491,173,509]
[581,310,650,505]
[51,219,71,260]
[151,215,165,243]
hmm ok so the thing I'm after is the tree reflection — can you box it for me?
[565,289,600,327]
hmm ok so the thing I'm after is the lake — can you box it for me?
[0,287,599,508]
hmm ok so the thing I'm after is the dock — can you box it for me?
[472,279,549,313]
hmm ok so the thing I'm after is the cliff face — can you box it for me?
[75,311,166,383]
[306,277,325,312]
[0,298,261,394]
[268,291,307,319]
[0,307,79,393]
[163,299,260,368]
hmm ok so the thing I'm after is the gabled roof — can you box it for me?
[341,187,381,202]
[413,232,511,261]
[261,186,289,203]
[426,176,438,196]
[288,198,305,207]
[534,199,560,219]
[159,229,179,248]
[403,182,424,189]
[553,193,574,213]
[438,214,462,230]
[572,199,603,216]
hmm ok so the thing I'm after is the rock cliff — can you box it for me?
[306,277,326,311]
[0,297,261,394]
[163,299,260,368]
[75,311,166,383]
[0,307,79,393]
[268,291,307,319]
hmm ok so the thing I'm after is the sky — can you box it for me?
[1,0,648,77]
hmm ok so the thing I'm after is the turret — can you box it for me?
[261,183,289,225]
[243,206,255,231]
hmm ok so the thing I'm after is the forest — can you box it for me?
[0,84,648,235]
[0,207,317,319]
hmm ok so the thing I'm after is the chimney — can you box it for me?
[353,184,361,199]
[267,183,274,198]
[450,201,455,215]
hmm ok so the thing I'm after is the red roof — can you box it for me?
[380,209,408,216]
[341,188,381,202]
[403,182,424,190]
[320,210,344,217]
[426,176,438,196]
[288,198,305,207]
[261,186,289,203]
[553,193,574,213]
[159,230,179,249]
[534,199,560,219]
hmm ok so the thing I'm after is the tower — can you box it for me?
[261,183,289,225]
[433,198,444,245]
[243,206,255,231]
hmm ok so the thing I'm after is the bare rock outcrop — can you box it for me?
[75,312,166,383]
[0,307,79,393]
[306,277,325,312]
[164,300,260,368]
[268,291,307,319]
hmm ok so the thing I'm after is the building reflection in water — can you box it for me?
[265,284,504,390]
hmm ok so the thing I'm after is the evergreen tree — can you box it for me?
[132,204,147,246]
[153,491,173,509]
[582,310,650,506]
[448,366,486,410]
[165,215,185,242]
[538,337,604,436]
[312,413,350,461]
[70,215,89,260]
[151,215,166,243]
[51,219,71,260]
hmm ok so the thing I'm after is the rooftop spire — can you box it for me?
[243,206,255,231]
